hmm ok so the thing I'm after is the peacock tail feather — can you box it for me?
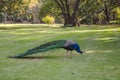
[9,40,67,58]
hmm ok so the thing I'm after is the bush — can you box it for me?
[42,15,55,24]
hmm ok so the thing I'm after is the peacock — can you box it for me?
[9,40,83,58]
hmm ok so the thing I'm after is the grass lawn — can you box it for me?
[0,24,120,80]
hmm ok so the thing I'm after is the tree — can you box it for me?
[80,0,120,24]
[99,0,120,24]
[111,0,120,6]
[78,0,103,24]
[54,0,81,27]
[28,0,41,23]
[0,0,23,22]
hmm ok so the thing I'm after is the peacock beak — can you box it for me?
[80,51,83,54]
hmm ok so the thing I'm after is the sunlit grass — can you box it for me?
[0,24,120,80]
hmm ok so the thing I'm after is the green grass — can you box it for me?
[0,24,120,80]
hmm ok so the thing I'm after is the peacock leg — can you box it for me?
[66,50,71,55]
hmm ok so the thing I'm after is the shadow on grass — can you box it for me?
[9,55,65,60]
[0,24,63,30]
[0,26,45,30]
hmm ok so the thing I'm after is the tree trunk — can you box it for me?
[104,2,110,24]
[55,0,80,27]
[64,16,80,27]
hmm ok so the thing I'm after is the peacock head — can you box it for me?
[73,44,83,54]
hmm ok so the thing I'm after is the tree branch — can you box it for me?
[65,0,70,18]
[71,0,80,19]
[54,0,65,12]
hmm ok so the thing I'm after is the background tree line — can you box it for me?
[0,0,120,26]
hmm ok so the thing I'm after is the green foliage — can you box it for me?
[39,0,58,16]
[42,15,55,24]
[0,0,24,13]
[0,0,120,24]
[116,7,120,19]
[98,12,105,19]
[110,7,120,24]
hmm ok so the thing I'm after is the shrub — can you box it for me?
[42,15,55,24]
